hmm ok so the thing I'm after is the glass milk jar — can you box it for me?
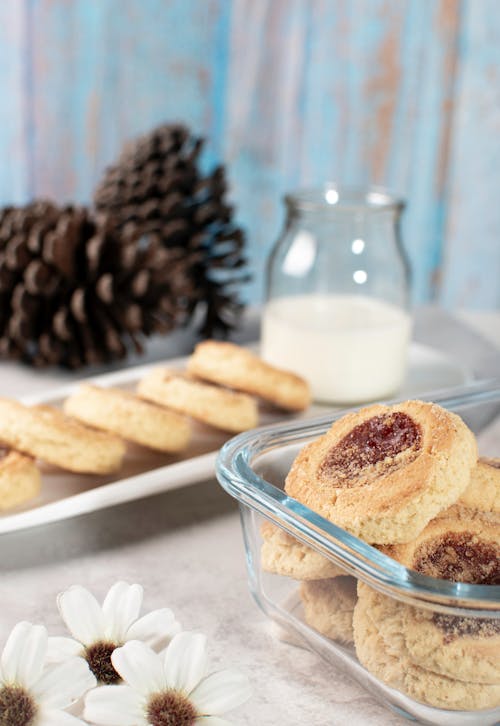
[260,186,411,404]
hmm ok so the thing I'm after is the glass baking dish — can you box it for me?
[216,384,500,725]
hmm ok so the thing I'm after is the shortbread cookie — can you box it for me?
[0,448,41,510]
[64,384,191,453]
[137,368,258,433]
[285,401,477,544]
[300,577,357,644]
[187,341,311,411]
[0,399,125,473]
[356,582,500,686]
[261,521,344,580]
[353,588,500,710]
[458,457,500,513]
[382,504,500,585]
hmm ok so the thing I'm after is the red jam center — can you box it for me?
[414,533,500,585]
[318,412,422,485]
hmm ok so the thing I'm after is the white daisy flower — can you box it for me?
[49,582,181,685]
[83,632,252,726]
[0,620,95,726]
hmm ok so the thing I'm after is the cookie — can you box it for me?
[300,576,357,644]
[458,457,500,513]
[0,398,125,474]
[382,504,500,585]
[0,447,41,510]
[353,587,500,710]
[137,368,258,433]
[356,582,500,686]
[187,340,311,411]
[261,521,344,580]
[284,400,477,544]
[64,384,191,453]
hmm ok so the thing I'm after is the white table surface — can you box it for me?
[0,308,499,726]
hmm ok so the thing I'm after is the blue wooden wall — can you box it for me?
[0,0,499,308]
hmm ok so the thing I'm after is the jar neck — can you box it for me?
[285,186,405,221]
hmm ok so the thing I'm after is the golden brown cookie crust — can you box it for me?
[356,582,500,686]
[285,401,477,544]
[64,384,191,452]
[187,340,311,411]
[353,587,500,710]
[0,398,125,474]
[260,521,344,580]
[137,368,258,433]
[0,448,41,510]
[300,576,357,643]
[458,457,500,513]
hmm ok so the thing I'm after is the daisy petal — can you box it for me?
[163,632,207,694]
[190,669,251,715]
[194,718,231,726]
[126,608,181,648]
[102,582,143,642]
[1,622,47,687]
[84,684,146,726]
[33,657,96,708]
[47,636,83,661]
[37,707,88,725]
[57,586,105,646]
[112,641,165,695]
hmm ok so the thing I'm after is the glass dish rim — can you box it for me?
[216,383,500,616]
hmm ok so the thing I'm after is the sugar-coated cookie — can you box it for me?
[260,521,344,580]
[300,576,357,644]
[458,457,500,513]
[353,586,500,710]
[137,368,258,433]
[0,398,125,474]
[0,448,41,510]
[64,384,191,453]
[285,401,477,544]
[187,340,311,411]
[382,504,499,585]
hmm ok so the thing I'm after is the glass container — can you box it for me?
[261,185,411,405]
[216,384,500,725]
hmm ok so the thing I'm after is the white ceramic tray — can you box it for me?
[0,342,471,535]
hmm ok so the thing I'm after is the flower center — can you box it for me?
[147,689,197,726]
[0,685,37,726]
[84,641,120,684]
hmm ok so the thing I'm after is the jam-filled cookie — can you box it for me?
[0,448,41,510]
[353,585,500,710]
[0,398,125,474]
[458,457,500,513]
[64,384,191,453]
[285,401,477,544]
[261,521,344,580]
[300,576,357,644]
[187,341,311,412]
[137,368,258,433]
[378,506,500,684]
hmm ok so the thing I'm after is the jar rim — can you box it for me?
[285,185,405,213]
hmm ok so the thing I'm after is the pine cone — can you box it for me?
[94,123,249,335]
[0,202,194,368]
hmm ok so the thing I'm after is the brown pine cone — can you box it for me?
[94,123,249,335]
[0,202,194,368]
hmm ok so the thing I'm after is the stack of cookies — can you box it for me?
[261,400,500,711]
[0,341,310,512]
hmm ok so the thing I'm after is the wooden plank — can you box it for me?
[29,0,228,202]
[441,0,500,308]
[0,0,31,204]
[226,0,462,304]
